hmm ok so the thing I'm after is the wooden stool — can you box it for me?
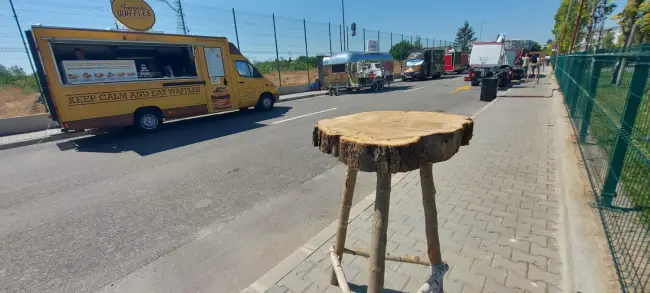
[312,111,474,293]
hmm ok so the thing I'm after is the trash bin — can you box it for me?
[480,78,498,102]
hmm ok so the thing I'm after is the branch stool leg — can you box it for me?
[330,167,358,286]
[368,172,391,293]
[418,163,449,293]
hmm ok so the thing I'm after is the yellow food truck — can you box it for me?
[26,26,280,132]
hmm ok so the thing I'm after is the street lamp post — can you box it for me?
[341,0,346,50]
[479,21,488,41]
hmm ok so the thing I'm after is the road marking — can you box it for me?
[403,87,424,93]
[272,108,337,124]
[451,85,472,94]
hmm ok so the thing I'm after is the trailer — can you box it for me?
[443,50,469,74]
[321,51,394,95]
[466,33,511,88]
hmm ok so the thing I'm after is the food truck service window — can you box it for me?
[50,42,198,85]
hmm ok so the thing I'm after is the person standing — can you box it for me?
[521,53,531,80]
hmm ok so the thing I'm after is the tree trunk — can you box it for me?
[616,22,637,87]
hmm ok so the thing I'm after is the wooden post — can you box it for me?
[330,167,358,286]
[329,246,352,293]
[419,163,448,293]
[368,172,391,293]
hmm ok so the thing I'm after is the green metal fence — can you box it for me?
[554,46,650,292]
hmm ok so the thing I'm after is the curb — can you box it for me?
[277,91,328,103]
[241,172,409,293]
[0,91,333,152]
[240,96,502,293]
[0,131,90,151]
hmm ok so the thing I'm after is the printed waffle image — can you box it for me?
[211,85,232,111]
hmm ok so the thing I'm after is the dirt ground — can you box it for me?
[264,70,311,86]
[0,88,46,118]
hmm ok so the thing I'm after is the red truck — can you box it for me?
[443,50,469,74]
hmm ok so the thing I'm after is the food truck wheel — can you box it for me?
[256,93,275,111]
[372,82,380,91]
[378,81,385,90]
[471,80,480,86]
[135,108,162,132]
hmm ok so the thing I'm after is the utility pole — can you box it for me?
[569,0,586,54]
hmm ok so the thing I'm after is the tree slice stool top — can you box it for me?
[312,111,474,173]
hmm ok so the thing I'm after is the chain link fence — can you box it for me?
[554,45,650,292]
[0,0,456,118]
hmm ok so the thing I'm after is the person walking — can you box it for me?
[521,53,531,81]
[529,53,540,84]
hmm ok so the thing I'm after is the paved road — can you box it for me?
[0,76,486,293]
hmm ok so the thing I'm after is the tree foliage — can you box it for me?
[454,21,477,52]
[552,0,615,53]
[389,40,415,61]
[0,65,38,93]
[413,36,423,50]
[613,0,649,45]
[602,30,616,48]
[252,56,318,75]
[531,41,543,51]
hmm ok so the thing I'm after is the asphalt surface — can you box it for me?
[0,76,487,293]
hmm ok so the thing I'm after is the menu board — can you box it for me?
[62,60,138,84]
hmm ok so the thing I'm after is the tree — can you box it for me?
[413,36,423,50]
[602,30,616,48]
[546,39,554,46]
[389,40,415,61]
[531,41,543,51]
[551,0,613,53]
[613,0,648,46]
[454,21,477,52]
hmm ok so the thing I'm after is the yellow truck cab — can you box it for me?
[26,26,280,132]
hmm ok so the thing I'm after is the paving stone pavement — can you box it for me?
[248,94,563,293]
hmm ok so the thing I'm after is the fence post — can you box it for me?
[601,62,650,207]
[232,8,240,49]
[329,22,332,56]
[579,56,602,143]
[303,19,310,82]
[272,13,281,87]
[569,57,585,117]
[363,28,366,51]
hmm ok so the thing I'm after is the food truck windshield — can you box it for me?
[51,42,198,85]
[406,52,424,60]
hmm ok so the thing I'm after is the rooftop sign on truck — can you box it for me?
[111,0,156,31]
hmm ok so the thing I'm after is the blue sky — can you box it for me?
[0,0,624,70]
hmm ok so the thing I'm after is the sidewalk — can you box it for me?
[242,75,568,293]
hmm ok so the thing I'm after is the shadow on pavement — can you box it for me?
[56,106,291,156]
[348,283,405,293]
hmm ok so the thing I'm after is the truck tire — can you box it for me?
[255,93,274,111]
[134,108,162,132]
